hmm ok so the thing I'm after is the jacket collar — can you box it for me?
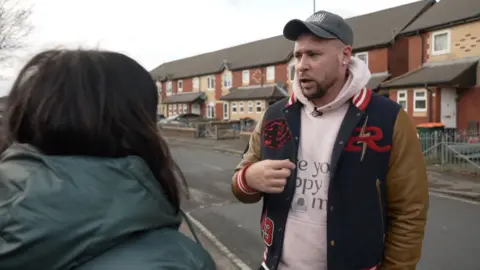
[285,87,372,111]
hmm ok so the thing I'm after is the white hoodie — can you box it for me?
[277,57,371,270]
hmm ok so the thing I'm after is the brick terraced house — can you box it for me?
[150,36,293,120]
[380,0,480,130]
[150,0,479,128]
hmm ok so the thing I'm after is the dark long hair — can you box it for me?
[1,49,187,211]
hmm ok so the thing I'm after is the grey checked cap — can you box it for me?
[283,10,354,46]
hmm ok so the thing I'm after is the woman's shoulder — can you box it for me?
[76,228,216,270]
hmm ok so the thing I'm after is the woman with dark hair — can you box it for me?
[0,49,215,269]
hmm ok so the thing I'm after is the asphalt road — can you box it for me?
[171,143,480,270]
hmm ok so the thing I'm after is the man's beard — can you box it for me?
[302,79,335,100]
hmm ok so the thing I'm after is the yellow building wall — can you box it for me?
[427,21,480,62]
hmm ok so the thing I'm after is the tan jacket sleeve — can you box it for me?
[231,114,264,204]
[383,109,429,269]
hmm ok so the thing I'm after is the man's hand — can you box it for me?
[244,159,296,193]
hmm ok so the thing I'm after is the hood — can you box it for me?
[292,56,371,113]
[0,143,182,270]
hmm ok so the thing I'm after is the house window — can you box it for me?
[223,73,232,88]
[256,101,262,113]
[432,30,451,55]
[168,105,172,113]
[248,101,253,112]
[207,75,215,90]
[239,102,244,113]
[266,66,275,81]
[289,65,295,81]
[223,103,229,119]
[177,80,183,92]
[242,70,250,85]
[413,89,427,112]
[193,77,199,89]
[397,90,407,111]
[355,52,368,66]
[182,104,187,114]
[166,81,172,94]
[232,102,237,113]
[173,104,177,115]
[206,104,215,119]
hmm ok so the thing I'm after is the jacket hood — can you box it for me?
[292,56,371,113]
[0,143,182,269]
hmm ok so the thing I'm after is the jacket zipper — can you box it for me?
[376,179,385,243]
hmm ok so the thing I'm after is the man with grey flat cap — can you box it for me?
[231,10,428,270]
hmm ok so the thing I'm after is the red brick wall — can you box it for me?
[215,103,224,120]
[389,37,409,78]
[408,34,429,71]
[232,71,242,88]
[274,63,289,83]
[387,34,429,79]
[231,63,289,88]
[159,81,166,100]
[457,87,480,130]
[182,78,193,92]
[215,73,222,99]
[368,48,388,73]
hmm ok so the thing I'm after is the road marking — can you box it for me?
[185,213,252,270]
[201,163,224,171]
[429,191,479,205]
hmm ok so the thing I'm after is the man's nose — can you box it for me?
[297,56,309,72]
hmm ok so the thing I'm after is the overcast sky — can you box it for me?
[0,0,421,96]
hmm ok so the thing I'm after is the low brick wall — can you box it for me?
[160,126,197,138]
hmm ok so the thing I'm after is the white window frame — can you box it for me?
[413,89,427,112]
[397,90,408,112]
[242,70,250,85]
[231,102,237,113]
[177,80,183,92]
[223,73,232,88]
[355,52,368,67]
[256,101,262,113]
[206,104,215,119]
[239,102,244,113]
[182,104,187,114]
[207,75,215,90]
[193,77,200,89]
[223,103,229,119]
[248,101,253,112]
[288,65,295,81]
[166,81,172,94]
[266,66,275,81]
[431,30,451,56]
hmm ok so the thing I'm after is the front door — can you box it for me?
[440,88,457,128]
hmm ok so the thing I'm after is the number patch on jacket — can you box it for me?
[261,216,274,246]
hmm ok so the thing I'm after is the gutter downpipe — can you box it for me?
[424,83,434,123]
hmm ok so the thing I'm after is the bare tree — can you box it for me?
[0,0,33,65]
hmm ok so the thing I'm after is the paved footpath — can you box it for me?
[169,136,480,270]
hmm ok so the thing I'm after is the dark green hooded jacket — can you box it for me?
[0,143,215,270]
